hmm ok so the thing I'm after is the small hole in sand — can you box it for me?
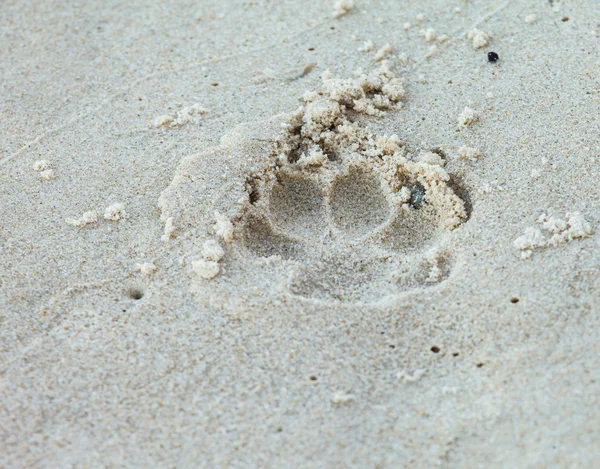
[511,297,519,303]
[129,289,144,300]
[431,346,440,353]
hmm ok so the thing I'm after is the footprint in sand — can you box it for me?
[241,156,458,302]
[159,61,471,306]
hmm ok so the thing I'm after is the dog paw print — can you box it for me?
[159,65,471,307]
[238,157,462,303]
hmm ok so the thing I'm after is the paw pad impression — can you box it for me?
[160,61,470,306]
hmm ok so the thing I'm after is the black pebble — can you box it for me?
[488,51,499,63]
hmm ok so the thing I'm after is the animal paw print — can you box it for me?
[158,65,471,307]
[239,157,461,303]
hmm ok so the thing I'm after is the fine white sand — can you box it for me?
[1,1,599,467]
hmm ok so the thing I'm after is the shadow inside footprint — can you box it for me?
[241,214,303,260]
[287,247,395,302]
[329,165,390,239]
[269,173,327,239]
[378,203,439,253]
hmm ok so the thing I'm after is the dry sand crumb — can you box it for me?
[65,211,99,228]
[418,151,445,166]
[373,43,393,62]
[455,146,483,161]
[403,22,411,31]
[32,160,56,180]
[154,104,208,128]
[514,212,594,258]
[214,211,234,243]
[466,28,490,49]
[192,258,220,279]
[458,107,479,126]
[415,13,425,23]
[103,203,127,221]
[331,0,354,19]
[357,40,375,52]
[136,262,157,276]
[153,115,173,127]
[332,392,355,405]
[32,159,51,171]
[317,61,405,117]
[162,216,176,242]
[525,14,537,24]
[296,147,328,168]
[421,28,436,42]
[202,239,225,262]
[39,169,56,180]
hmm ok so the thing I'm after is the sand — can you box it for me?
[1,0,599,467]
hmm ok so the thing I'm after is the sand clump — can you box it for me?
[213,211,234,243]
[331,392,355,405]
[331,0,355,19]
[192,238,226,280]
[466,28,490,49]
[32,159,56,180]
[65,210,99,227]
[373,43,393,62]
[458,107,479,126]
[66,204,127,227]
[136,262,157,276]
[357,40,375,52]
[103,203,127,221]
[202,239,225,261]
[455,146,483,161]
[525,14,537,24]
[514,212,594,259]
[161,216,176,241]
[191,259,220,279]
[153,104,209,128]
[420,28,437,42]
